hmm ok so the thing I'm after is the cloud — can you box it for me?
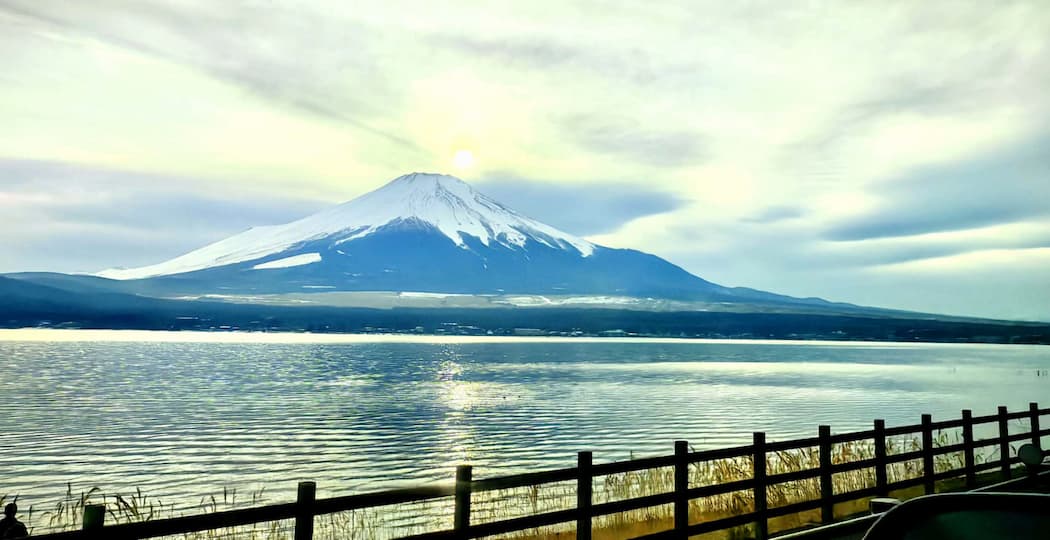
[0,160,326,272]
[563,115,707,167]
[741,206,805,224]
[776,11,1050,189]
[0,1,424,153]
[804,79,1006,155]
[826,223,1050,268]
[476,175,684,236]
[824,135,1050,241]
[655,221,1050,321]
[429,32,699,88]
[429,34,583,70]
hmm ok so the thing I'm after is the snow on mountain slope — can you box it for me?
[98,173,595,280]
[252,252,322,270]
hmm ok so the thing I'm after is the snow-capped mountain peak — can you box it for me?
[98,173,594,280]
[320,172,593,253]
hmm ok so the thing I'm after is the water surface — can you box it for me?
[2,331,1048,511]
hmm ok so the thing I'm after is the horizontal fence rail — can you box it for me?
[27,403,1050,540]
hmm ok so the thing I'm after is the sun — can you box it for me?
[452,149,475,170]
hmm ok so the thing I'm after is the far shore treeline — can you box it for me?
[2,298,1047,346]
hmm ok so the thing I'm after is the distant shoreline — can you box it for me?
[0,328,1029,347]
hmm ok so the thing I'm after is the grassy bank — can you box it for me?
[4,432,1007,539]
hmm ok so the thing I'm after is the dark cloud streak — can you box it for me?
[430,32,701,87]
[824,134,1050,241]
[563,115,707,167]
[742,205,805,224]
[0,159,327,272]
[477,175,684,236]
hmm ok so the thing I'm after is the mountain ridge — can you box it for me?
[88,171,825,307]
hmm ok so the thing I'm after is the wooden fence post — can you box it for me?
[874,419,888,496]
[961,410,976,489]
[753,432,768,540]
[818,425,833,523]
[1030,402,1041,448]
[577,451,592,540]
[82,504,105,539]
[674,440,689,539]
[1029,402,1041,483]
[295,481,316,540]
[998,406,1011,480]
[921,414,935,494]
[454,465,473,538]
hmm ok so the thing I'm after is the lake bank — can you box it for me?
[0,328,1039,346]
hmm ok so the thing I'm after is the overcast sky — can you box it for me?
[2,1,1048,321]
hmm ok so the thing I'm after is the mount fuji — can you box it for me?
[87,172,819,306]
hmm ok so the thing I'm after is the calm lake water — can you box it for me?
[2,331,1049,514]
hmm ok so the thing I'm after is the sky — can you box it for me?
[1,1,1048,321]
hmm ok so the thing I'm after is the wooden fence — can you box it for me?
[29,402,1049,540]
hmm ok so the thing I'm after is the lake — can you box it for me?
[2,330,1048,516]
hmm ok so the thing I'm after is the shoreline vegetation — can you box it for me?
[0,328,1046,346]
[5,434,1009,540]
[2,275,1046,345]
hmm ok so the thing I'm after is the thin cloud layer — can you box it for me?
[477,176,685,235]
[564,115,707,167]
[825,135,1050,241]
[0,160,325,272]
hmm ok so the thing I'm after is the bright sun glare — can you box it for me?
[453,149,475,169]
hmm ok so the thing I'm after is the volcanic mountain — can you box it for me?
[89,173,825,306]
[5,172,1045,340]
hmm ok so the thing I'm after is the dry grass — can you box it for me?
[5,433,1012,540]
[3,484,293,539]
[468,434,1004,540]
